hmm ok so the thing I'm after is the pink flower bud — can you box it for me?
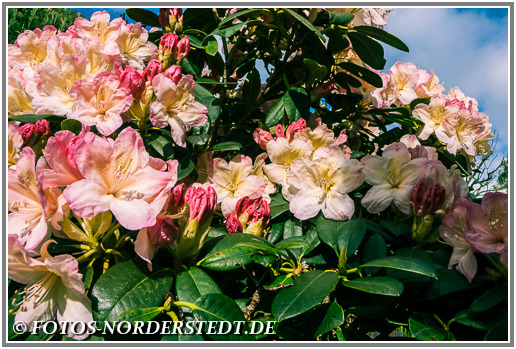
[120,67,146,99]
[160,33,179,54]
[226,213,243,234]
[247,198,271,226]
[20,123,35,146]
[253,129,273,150]
[159,8,183,33]
[185,186,217,223]
[163,65,182,85]
[235,196,250,217]
[285,118,307,142]
[412,181,446,216]
[168,183,185,214]
[34,120,50,137]
[176,36,190,61]
[143,59,163,82]
[332,130,348,145]
[148,217,179,248]
[275,124,285,138]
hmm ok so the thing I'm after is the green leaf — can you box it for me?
[211,22,245,38]
[283,8,324,41]
[148,134,174,159]
[199,246,256,271]
[283,219,303,239]
[275,238,309,251]
[271,270,339,321]
[210,141,242,151]
[264,98,286,127]
[314,302,345,337]
[125,8,161,27]
[470,284,507,312]
[267,222,284,244]
[60,119,82,135]
[362,233,387,276]
[409,314,446,341]
[219,8,264,27]
[269,193,290,219]
[303,58,328,85]
[338,62,383,88]
[176,267,221,304]
[92,260,174,322]
[203,35,219,56]
[354,25,409,52]
[116,307,163,324]
[328,11,354,25]
[360,256,438,278]
[185,34,204,49]
[193,294,252,341]
[195,77,237,85]
[181,55,202,76]
[242,68,261,110]
[186,134,209,145]
[201,233,275,258]
[379,219,411,237]
[194,84,221,123]
[284,87,310,121]
[316,217,366,259]
[342,277,404,296]
[264,274,294,290]
[347,32,386,70]
[9,114,65,123]
[484,318,508,341]
[177,158,195,181]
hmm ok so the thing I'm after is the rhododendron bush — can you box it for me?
[7,7,508,342]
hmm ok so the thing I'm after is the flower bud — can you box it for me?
[226,214,243,234]
[163,65,182,85]
[120,67,146,99]
[285,118,307,142]
[176,36,190,62]
[253,129,273,150]
[143,59,163,82]
[412,181,446,216]
[168,183,185,214]
[158,34,190,69]
[20,123,36,146]
[159,8,183,34]
[184,186,217,224]
[149,217,179,248]
[275,124,285,138]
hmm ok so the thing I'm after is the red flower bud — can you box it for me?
[20,123,35,143]
[235,196,250,217]
[120,67,146,99]
[143,59,163,82]
[163,65,182,85]
[148,217,179,248]
[285,118,306,142]
[168,183,185,214]
[275,124,285,138]
[176,36,190,61]
[184,186,217,223]
[34,120,50,137]
[253,129,273,150]
[412,181,446,216]
[226,213,243,234]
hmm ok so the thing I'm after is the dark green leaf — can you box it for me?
[212,22,245,38]
[338,62,383,88]
[484,318,508,341]
[203,35,219,56]
[360,256,438,278]
[303,58,328,85]
[176,267,221,304]
[181,55,202,76]
[271,270,338,321]
[284,87,310,121]
[314,302,345,337]
[347,32,386,70]
[125,8,160,27]
[316,217,366,260]
[362,233,387,275]
[210,141,242,151]
[470,284,507,312]
[185,34,204,49]
[199,246,256,271]
[92,260,174,322]
[177,158,195,181]
[219,9,264,27]
[242,68,261,110]
[264,98,286,127]
[354,25,409,52]
[379,219,411,237]
[284,8,324,41]
[283,219,303,239]
[342,277,404,296]
[116,307,163,324]
[269,193,290,219]
[328,11,354,25]
[195,77,237,85]
[193,294,252,341]
[275,238,309,250]
[186,134,209,145]
[409,314,446,341]
[9,114,65,123]
[264,274,294,290]
[60,119,82,135]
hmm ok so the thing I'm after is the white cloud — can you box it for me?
[382,8,509,152]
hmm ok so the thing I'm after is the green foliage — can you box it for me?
[8,8,83,44]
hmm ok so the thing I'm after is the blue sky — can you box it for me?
[72,7,509,157]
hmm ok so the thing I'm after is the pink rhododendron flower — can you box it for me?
[149,73,208,147]
[250,153,277,201]
[8,68,37,116]
[412,95,460,141]
[8,236,93,340]
[464,192,508,266]
[285,145,364,220]
[63,128,176,230]
[440,198,478,283]
[386,61,420,106]
[441,108,486,157]
[361,142,428,214]
[208,155,265,217]
[116,23,157,69]
[73,11,123,47]
[68,72,133,136]
[8,26,57,70]
[415,69,445,98]
[8,123,24,167]
[8,148,66,252]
